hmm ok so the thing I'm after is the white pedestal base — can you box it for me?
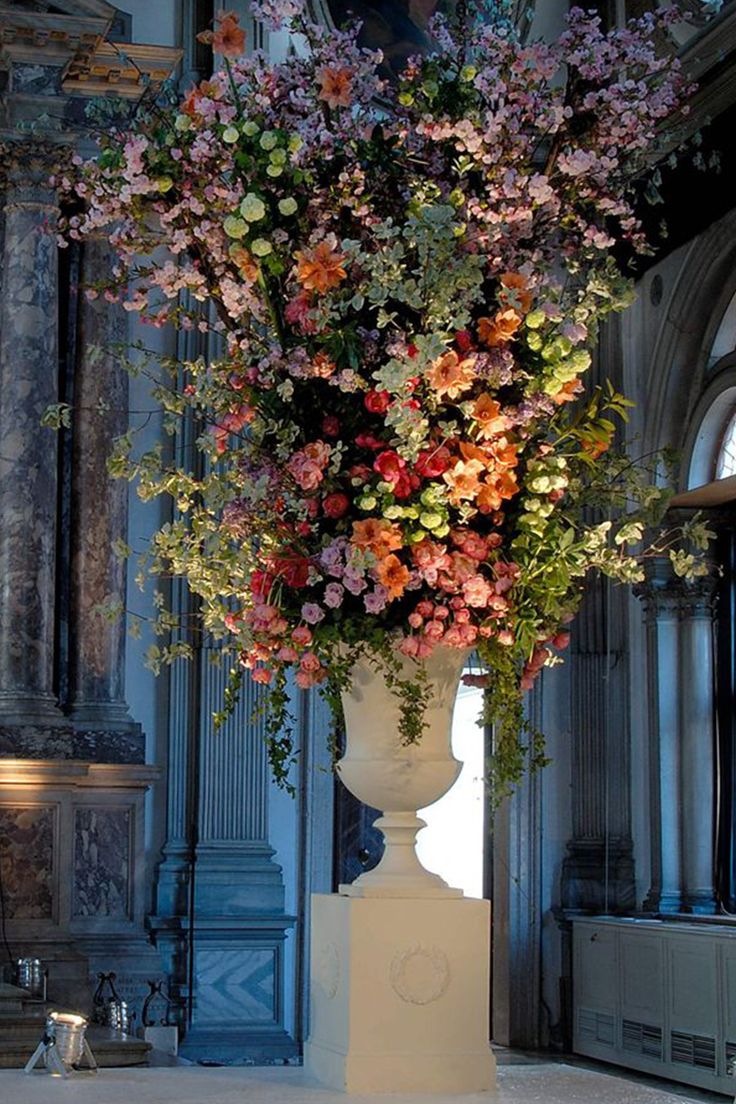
[304,893,495,1094]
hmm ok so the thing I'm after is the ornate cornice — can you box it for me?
[0,7,108,67]
[0,4,181,104]
[63,41,183,99]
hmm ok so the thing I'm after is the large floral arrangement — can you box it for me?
[59,0,710,789]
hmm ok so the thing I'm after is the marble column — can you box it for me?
[492,686,542,1048]
[639,557,683,913]
[150,309,296,1061]
[67,236,140,745]
[150,646,296,1061]
[638,555,718,914]
[678,576,718,913]
[561,575,635,914]
[0,143,64,729]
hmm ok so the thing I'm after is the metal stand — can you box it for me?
[24,1033,98,1078]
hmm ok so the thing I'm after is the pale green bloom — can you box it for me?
[250,238,272,257]
[420,512,443,530]
[243,120,259,136]
[260,130,278,150]
[570,349,592,372]
[240,193,266,222]
[278,197,298,216]
[526,309,546,329]
[222,126,239,144]
[223,216,247,239]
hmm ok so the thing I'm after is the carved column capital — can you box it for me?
[0,139,66,213]
[636,555,718,620]
[636,556,682,619]
[677,573,719,619]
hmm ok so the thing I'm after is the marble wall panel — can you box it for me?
[0,804,54,919]
[0,723,145,762]
[73,806,131,919]
[192,948,276,1026]
[12,64,61,95]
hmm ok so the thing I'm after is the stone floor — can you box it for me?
[1,1061,730,1104]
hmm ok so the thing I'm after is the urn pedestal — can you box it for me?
[304,894,495,1093]
[304,647,495,1093]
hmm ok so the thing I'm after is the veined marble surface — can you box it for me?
[1,1062,718,1104]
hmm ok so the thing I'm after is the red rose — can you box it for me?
[250,570,275,599]
[323,492,350,518]
[415,445,451,478]
[271,555,310,588]
[407,343,419,358]
[455,329,473,353]
[348,463,373,483]
[393,472,413,499]
[374,450,406,484]
[322,415,340,437]
[364,389,390,415]
[355,432,384,451]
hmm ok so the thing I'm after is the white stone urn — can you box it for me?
[337,645,469,898]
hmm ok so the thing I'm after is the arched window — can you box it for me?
[684,287,736,490]
[716,410,736,480]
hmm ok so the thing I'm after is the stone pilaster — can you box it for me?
[150,647,296,1061]
[492,691,543,1048]
[149,310,296,1061]
[66,236,141,749]
[678,575,718,913]
[638,557,683,913]
[638,555,718,914]
[561,575,635,914]
[0,143,64,729]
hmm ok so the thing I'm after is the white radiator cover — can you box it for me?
[573,917,736,1094]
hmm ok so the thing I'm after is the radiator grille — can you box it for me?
[622,1019,663,1060]
[578,1008,615,1046]
[671,1031,717,1070]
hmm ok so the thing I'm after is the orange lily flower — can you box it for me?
[317,66,353,109]
[443,458,485,504]
[376,554,410,600]
[478,308,522,348]
[499,272,533,313]
[427,350,477,400]
[472,394,509,439]
[351,518,403,556]
[296,239,347,294]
